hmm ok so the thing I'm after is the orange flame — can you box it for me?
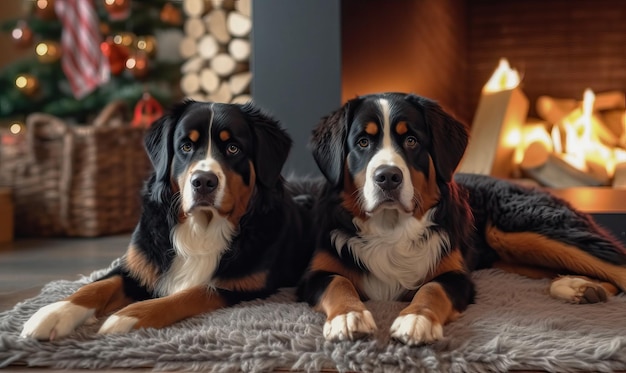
[483,58,521,93]
[558,88,615,178]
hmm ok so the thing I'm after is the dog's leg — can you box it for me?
[390,271,473,346]
[21,274,132,340]
[486,225,626,302]
[316,275,377,341]
[98,284,227,334]
[492,261,618,303]
[390,250,473,345]
[298,251,377,341]
[550,275,618,303]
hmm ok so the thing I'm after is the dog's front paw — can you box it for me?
[323,310,377,341]
[21,301,95,341]
[550,276,608,304]
[390,314,443,345]
[98,315,139,335]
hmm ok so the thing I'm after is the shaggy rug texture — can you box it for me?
[1,262,626,372]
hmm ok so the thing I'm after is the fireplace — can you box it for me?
[251,0,626,237]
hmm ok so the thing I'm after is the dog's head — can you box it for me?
[144,100,291,223]
[311,92,468,219]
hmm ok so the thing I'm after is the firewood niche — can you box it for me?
[180,0,252,104]
[460,59,626,189]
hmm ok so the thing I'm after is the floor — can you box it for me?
[0,234,129,312]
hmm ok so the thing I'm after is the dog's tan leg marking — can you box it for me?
[99,284,227,334]
[426,249,465,282]
[317,275,377,342]
[391,281,458,345]
[22,275,131,340]
[215,271,268,292]
[486,225,626,292]
[492,261,559,279]
[310,251,363,289]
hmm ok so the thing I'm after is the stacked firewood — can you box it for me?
[180,0,252,104]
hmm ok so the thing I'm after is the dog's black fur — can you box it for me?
[21,100,315,340]
[298,92,626,345]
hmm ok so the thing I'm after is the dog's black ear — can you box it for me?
[239,102,292,188]
[405,94,469,183]
[310,97,362,188]
[144,100,193,202]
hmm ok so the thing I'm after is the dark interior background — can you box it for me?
[252,0,626,176]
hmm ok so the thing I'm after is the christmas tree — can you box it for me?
[0,0,184,126]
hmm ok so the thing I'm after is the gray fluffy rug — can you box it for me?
[1,262,626,372]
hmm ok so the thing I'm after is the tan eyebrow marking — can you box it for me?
[396,121,408,135]
[365,122,378,136]
[219,130,230,142]
[189,130,200,142]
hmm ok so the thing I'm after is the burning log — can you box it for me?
[559,109,618,148]
[537,96,577,124]
[538,91,626,125]
[459,59,529,178]
[613,162,626,188]
[519,141,609,187]
[602,109,626,145]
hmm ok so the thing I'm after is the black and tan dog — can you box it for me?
[297,92,626,345]
[22,100,315,340]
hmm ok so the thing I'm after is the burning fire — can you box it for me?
[515,87,625,183]
[483,58,521,93]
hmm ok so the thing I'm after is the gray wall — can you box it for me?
[251,0,342,177]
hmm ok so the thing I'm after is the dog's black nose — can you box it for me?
[374,165,403,190]
[191,171,218,194]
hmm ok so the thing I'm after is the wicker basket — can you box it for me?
[5,101,152,237]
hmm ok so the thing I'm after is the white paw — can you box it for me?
[390,314,443,345]
[21,301,94,341]
[98,315,139,335]
[323,310,377,341]
[550,276,607,304]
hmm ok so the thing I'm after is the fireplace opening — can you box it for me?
[341,0,626,190]
[339,0,626,243]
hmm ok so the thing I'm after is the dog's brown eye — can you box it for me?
[226,144,240,155]
[404,136,418,149]
[357,138,370,148]
[180,143,193,153]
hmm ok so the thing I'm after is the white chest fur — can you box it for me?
[156,213,234,297]
[331,209,449,301]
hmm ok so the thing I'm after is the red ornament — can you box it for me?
[104,0,131,21]
[100,37,129,76]
[160,3,182,26]
[132,93,163,128]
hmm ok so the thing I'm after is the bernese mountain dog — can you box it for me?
[21,100,315,340]
[297,92,626,345]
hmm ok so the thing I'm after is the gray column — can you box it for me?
[251,0,342,176]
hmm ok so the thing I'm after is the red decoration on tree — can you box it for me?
[160,3,182,26]
[132,93,163,128]
[100,37,128,76]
